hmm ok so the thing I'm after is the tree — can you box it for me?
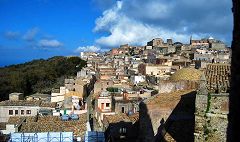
[0,56,86,100]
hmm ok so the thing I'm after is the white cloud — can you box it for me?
[94,1,191,47]
[93,1,122,32]
[93,0,232,47]
[23,27,39,41]
[95,16,202,47]
[75,45,101,52]
[38,39,63,48]
[4,31,20,39]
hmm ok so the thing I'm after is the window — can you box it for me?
[21,110,24,115]
[119,128,127,134]
[101,103,104,109]
[123,128,127,133]
[15,110,18,115]
[26,110,31,115]
[9,110,13,115]
[106,103,110,107]
[122,107,125,113]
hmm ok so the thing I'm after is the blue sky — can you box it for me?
[0,0,232,67]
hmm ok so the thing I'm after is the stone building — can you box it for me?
[158,80,198,94]
[210,42,226,50]
[0,100,56,122]
[138,63,171,77]
[80,52,98,60]
[154,46,168,55]
[93,80,114,94]
[98,67,116,80]
[167,39,173,45]
[138,89,197,142]
[147,38,164,47]
[26,93,50,102]
[167,45,176,53]
[65,78,75,91]
[172,58,192,68]
[9,93,24,101]
[137,67,202,141]
[113,91,141,114]
[103,113,139,142]
[94,91,115,127]
[51,87,67,104]
[64,91,84,110]
[193,53,214,62]
[2,114,87,139]
[130,75,146,84]
[190,38,209,48]
[74,78,88,98]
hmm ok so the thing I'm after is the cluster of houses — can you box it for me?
[0,37,231,142]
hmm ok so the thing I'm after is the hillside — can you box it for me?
[0,56,86,101]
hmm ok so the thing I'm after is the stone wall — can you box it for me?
[139,90,196,142]
[194,93,229,142]
[114,101,139,114]
[158,80,198,94]
[209,94,229,114]
[210,42,226,50]
[9,93,24,101]
[0,106,39,122]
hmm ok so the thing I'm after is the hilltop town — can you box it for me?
[0,37,231,142]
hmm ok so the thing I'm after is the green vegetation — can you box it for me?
[151,89,159,95]
[204,125,210,136]
[206,94,212,113]
[106,87,119,92]
[0,56,86,100]
[129,48,134,56]
[204,128,210,135]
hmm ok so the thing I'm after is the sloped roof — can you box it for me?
[145,90,195,108]
[20,113,87,137]
[65,91,83,98]
[170,68,203,81]
[0,100,56,108]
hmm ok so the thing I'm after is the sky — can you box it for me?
[0,0,233,67]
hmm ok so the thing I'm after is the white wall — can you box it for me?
[131,76,145,84]
[146,66,171,76]
[51,87,67,103]
[0,106,40,122]
[97,97,112,112]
